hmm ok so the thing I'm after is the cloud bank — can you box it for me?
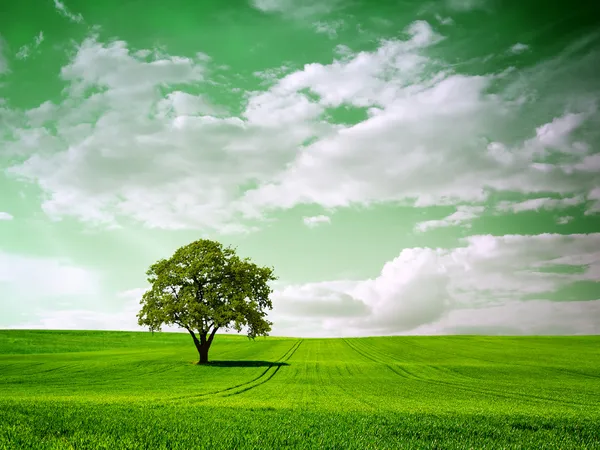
[271,233,600,336]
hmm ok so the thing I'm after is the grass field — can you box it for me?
[1,330,599,449]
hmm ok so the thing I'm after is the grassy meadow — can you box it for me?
[0,330,599,449]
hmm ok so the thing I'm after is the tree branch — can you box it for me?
[173,312,187,329]
[207,326,219,347]
[185,327,201,350]
[193,276,205,304]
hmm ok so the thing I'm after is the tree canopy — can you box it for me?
[137,239,277,363]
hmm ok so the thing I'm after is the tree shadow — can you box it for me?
[200,360,290,368]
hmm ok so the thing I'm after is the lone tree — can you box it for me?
[137,239,277,364]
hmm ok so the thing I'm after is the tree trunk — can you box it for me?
[198,344,209,364]
[186,327,219,365]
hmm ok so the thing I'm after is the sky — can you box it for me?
[1,0,599,337]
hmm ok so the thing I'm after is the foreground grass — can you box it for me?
[1,331,599,449]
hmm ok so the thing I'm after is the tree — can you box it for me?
[137,239,277,364]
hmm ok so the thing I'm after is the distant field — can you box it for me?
[1,330,599,449]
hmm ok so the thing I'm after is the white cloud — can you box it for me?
[557,216,573,225]
[53,0,83,23]
[17,306,140,331]
[303,215,331,227]
[510,43,529,54]
[410,300,600,335]
[15,31,44,60]
[6,35,333,231]
[570,153,600,173]
[415,205,484,232]
[250,0,341,18]
[313,20,343,38]
[446,0,488,11]
[486,141,514,166]
[496,196,584,213]
[435,14,454,26]
[585,187,600,215]
[0,252,99,297]
[0,212,13,220]
[533,112,587,151]
[6,37,269,231]
[240,34,597,214]
[4,23,599,233]
[252,21,442,110]
[270,233,600,336]
[0,251,102,326]
[12,288,145,331]
[274,281,368,319]
[16,47,29,60]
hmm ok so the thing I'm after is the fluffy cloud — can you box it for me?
[241,29,598,214]
[274,281,368,318]
[5,38,263,230]
[531,112,588,152]
[4,21,600,232]
[270,233,600,336]
[415,205,484,232]
[303,215,331,227]
[6,35,331,231]
[0,212,13,220]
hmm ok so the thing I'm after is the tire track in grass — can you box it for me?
[359,340,593,407]
[170,340,303,402]
[358,340,473,383]
[342,339,379,365]
[357,340,471,383]
[359,339,590,407]
[353,338,590,408]
[222,339,303,397]
[548,366,600,380]
[342,339,419,380]
[408,338,600,382]
[350,338,564,406]
[326,344,379,411]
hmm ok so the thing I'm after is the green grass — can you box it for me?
[1,331,599,449]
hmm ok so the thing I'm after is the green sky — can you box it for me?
[1,0,599,336]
